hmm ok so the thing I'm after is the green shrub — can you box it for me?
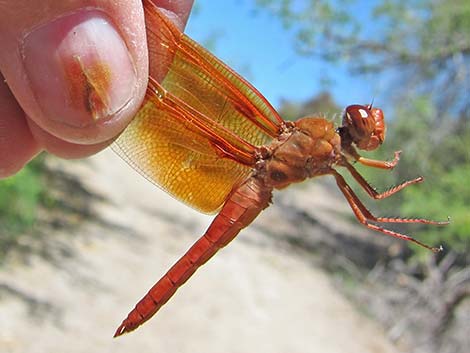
[0,155,47,257]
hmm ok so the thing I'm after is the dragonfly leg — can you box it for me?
[356,150,402,169]
[332,171,446,252]
[346,147,402,170]
[342,161,424,199]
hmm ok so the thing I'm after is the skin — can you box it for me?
[0,0,194,178]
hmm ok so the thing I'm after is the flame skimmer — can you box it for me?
[112,0,448,337]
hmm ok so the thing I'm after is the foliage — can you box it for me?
[256,0,470,117]
[257,0,469,258]
[0,155,50,259]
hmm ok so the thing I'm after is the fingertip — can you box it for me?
[0,0,149,145]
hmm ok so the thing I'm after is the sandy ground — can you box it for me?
[0,149,401,353]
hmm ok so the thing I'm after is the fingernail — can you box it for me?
[22,10,136,127]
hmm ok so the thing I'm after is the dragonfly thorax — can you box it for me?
[256,117,341,189]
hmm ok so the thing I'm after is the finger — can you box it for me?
[24,0,195,160]
[0,0,148,145]
[26,0,194,160]
[0,73,40,178]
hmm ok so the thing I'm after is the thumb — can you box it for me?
[0,0,148,145]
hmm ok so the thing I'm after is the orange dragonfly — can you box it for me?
[112,0,449,337]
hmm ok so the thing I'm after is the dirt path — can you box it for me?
[0,150,401,353]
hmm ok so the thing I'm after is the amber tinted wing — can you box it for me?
[114,1,283,213]
[144,1,284,143]
[113,82,258,213]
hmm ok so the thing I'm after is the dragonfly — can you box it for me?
[112,0,449,337]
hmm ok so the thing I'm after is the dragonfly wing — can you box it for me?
[114,2,285,213]
[114,85,253,214]
[144,1,284,145]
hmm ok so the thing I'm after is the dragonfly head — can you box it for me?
[340,104,386,151]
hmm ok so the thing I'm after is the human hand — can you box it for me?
[0,0,193,178]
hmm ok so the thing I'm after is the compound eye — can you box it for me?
[344,104,373,130]
[342,103,386,151]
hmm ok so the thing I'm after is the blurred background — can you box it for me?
[0,0,468,352]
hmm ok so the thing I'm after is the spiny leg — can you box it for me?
[342,160,424,200]
[335,171,448,225]
[332,171,447,252]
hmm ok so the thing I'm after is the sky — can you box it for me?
[185,0,381,113]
